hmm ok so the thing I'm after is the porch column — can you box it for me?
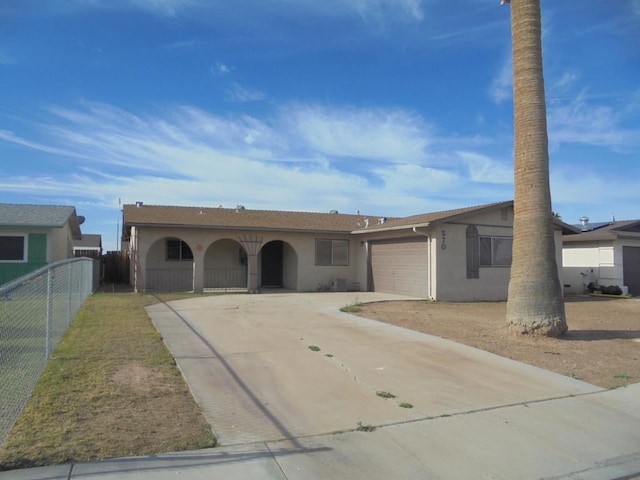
[193,244,205,293]
[247,254,259,294]
[239,235,263,294]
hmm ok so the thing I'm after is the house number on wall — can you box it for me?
[441,230,446,250]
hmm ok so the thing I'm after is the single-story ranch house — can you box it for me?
[562,218,640,296]
[122,200,576,301]
[0,204,83,285]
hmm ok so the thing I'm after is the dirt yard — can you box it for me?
[354,296,640,389]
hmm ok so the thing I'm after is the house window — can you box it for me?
[316,239,349,266]
[466,225,479,279]
[0,235,26,262]
[166,239,193,261]
[479,236,512,266]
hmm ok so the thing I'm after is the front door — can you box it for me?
[261,241,283,287]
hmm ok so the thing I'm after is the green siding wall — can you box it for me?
[28,233,47,263]
[0,233,48,285]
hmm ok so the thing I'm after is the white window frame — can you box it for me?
[0,234,27,263]
[315,239,349,266]
[166,238,193,261]
[479,236,512,267]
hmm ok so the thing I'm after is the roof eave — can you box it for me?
[352,222,431,235]
[126,222,353,235]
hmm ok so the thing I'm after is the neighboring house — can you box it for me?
[123,200,572,301]
[0,204,82,285]
[562,218,640,296]
[73,234,103,260]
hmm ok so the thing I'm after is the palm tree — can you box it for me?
[503,0,567,336]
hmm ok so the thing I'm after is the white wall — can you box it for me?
[561,242,619,294]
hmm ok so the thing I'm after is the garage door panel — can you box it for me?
[370,237,428,297]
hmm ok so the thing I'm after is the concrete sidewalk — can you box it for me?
[2,292,639,479]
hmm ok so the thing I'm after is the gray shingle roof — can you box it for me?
[563,220,640,243]
[0,204,82,237]
[73,234,102,249]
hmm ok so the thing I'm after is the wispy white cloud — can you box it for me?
[551,71,579,92]
[226,83,266,102]
[457,151,512,184]
[286,105,431,163]
[0,100,512,221]
[347,0,424,22]
[0,129,86,159]
[489,55,512,104]
[547,91,633,150]
[122,0,200,17]
[211,63,231,77]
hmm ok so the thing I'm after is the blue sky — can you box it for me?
[1,0,639,250]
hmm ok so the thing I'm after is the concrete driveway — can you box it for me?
[142,292,640,479]
[5,292,639,480]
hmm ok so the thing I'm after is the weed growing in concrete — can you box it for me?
[308,345,321,352]
[340,298,363,313]
[356,422,376,432]
[399,402,413,409]
[376,391,396,399]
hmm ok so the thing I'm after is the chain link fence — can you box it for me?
[0,257,97,445]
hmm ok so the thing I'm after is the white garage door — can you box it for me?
[370,237,429,297]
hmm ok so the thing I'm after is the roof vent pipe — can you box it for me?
[579,216,589,231]
[135,201,143,208]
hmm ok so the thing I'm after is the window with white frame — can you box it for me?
[479,236,512,266]
[0,235,27,262]
[315,239,349,266]
[166,239,193,261]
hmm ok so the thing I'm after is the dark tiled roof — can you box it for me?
[0,204,81,237]
[123,204,367,233]
[563,220,640,243]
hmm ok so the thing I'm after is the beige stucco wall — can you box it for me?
[434,221,512,302]
[129,226,359,293]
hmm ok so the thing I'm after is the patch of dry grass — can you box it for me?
[0,292,216,471]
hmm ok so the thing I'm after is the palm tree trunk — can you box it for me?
[505,0,567,336]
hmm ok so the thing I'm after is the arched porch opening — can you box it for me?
[259,240,298,290]
[145,237,194,292]
[204,239,248,290]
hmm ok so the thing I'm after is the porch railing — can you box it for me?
[204,267,247,289]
